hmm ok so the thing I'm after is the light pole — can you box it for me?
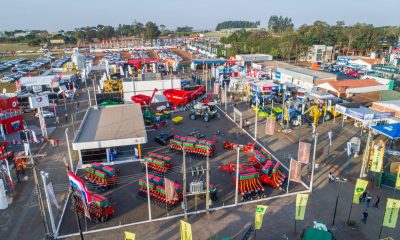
[332,176,347,226]
[40,171,57,237]
[310,133,318,191]
[235,146,241,205]
[65,128,74,172]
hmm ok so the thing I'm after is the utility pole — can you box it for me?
[310,133,319,191]
[40,171,57,237]
[22,129,49,238]
[235,146,240,205]
[183,148,188,219]
[206,150,210,214]
[254,98,258,139]
[65,128,74,172]
[145,161,152,221]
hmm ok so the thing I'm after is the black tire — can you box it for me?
[216,112,221,119]
[190,114,196,120]
[204,115,209,122]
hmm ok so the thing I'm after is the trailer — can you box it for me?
[163,86,205,106]
[84,162,119,191]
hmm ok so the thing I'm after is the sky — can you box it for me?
[1,0,400,32]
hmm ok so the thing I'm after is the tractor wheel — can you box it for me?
[204,115,209,122]
[190,113,196,120]
[291,118,301,127]
[324,111,333,121]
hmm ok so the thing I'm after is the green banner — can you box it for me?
[353,179,369,204]
[295,194,309,220]
[255,205,268,230]
[383,198,400,228]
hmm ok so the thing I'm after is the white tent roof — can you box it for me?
[19,76,58,87]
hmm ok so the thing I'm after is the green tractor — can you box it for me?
[189,102,220,122]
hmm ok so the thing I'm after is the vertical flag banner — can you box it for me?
[289,159,302,182]
[124,231,136,240]
[370,141,385,172]
[213,82,219,95]
[255,205,268,230]
[396,166,400,189]
[180,220,192,240]
[164,178,177,201]
[46,182,60,209]
[353,179,369,204]
[265,117,275,136]
[295,194,309,220]
[298,142,311,164]
[67,170,93,204]
[383,198,400,228]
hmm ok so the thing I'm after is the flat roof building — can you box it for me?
[73,104,147,167]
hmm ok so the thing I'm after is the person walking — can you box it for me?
[360,191,367,202]
[64,113,68,122]
[361,209,369,224]
[366,194,372,208]
[373,195,380,208]
[328,172,335,183]
[55,138,60,147]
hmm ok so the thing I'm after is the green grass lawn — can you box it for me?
[0,43,40,52]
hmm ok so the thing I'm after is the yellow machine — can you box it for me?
[304,104,341,125]
[103,78,122,93]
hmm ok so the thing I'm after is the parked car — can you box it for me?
[35,110,55,118]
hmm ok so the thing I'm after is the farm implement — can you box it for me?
[142,153,173,174]
[137,174,183,210]
[84,162,119,191]
[163,85,205,108]
[223,141,256,153]
[219,146,287,201]
[170,135,216,157]
[71,191,115,223]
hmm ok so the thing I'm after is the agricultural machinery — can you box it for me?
[163,85,205,108]
[142,153,173,174]
[84,162,119,191]
[137,174,183,210]
[170,135,216,157]
[189,101,220,122]
[71,191,115,223]
[219,146,287,201]
[131,88,158,108]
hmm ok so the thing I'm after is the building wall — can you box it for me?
[371,103,400,118]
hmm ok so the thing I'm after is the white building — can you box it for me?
[304,45,334,63]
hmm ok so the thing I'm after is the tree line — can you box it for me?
[0,21,195,46]
[220,16,400,60]
[215,21,260,31]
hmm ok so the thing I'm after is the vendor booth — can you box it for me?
[0,95,23,135]
[369,123,400,189]
[72,104,148,168]
[336,104,393,131]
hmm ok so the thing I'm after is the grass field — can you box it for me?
[0,43,40,52]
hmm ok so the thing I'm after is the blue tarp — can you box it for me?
[344,107,392,121]
[371,123,400,139]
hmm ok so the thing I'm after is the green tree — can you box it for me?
[144,22,160,40]
[268,15,294,32]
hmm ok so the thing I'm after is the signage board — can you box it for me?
[29,95,50,109]
[372,64,400,74]
[275,71,281,79]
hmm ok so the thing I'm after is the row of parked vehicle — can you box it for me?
[130,50,149,59]
[51,55,70,68]
[0,55,72,83]
[103,51,121,64]
[0,58,26,72]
